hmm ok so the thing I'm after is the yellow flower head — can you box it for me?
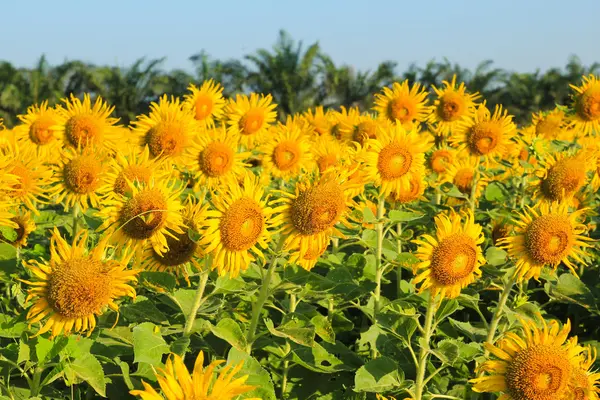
[183,79,226,128]
[429,75,480,135]
[226,93,277,148]
[14,101,62,160]
[260,121,313,180]
[387,171,427,205]
[1,208,36,248]
[569,74,600,136]
[331,106,361,142]
[530,108,569,141]
[413,210,485,300]
[428,147,457,175]
[23,228,138,337]
[302,106,331,137]
[373,80,432,128]
[311,134,348,173]
[443,157,489,206]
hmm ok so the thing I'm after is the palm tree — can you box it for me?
[189,50,247,96]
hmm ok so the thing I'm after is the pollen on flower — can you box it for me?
[272,141,301,171]
[377,143,413,180]
[429,234,477,285]
[120,189,169,239]
[291,180,346,235]
[199,142,234,177]
[65,115,102,148]
[146,121,187,158]
[219,198,265,251]
[63,154,102,194]
[524,214,574,265]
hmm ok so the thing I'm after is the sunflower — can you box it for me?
[332,107,362,142]
[569,74,600,136]
[443,157,489,205]
[142,197,208,282]
[48,147,108,212]
[471,316,586,400]
[429,75,480,135]
[428,147,457,175]
[0,208,36,248]
[492,219,513,246]
[302,106,331,136]
[183,80,226,128]
[451,103,516,164]
[361,124,432,197]
[261,121,312,180]
[311,134,348,173]
[200,173,278,277]
[185,127,249,191]
[132,95,197,162]
[54,94,121,152]
[13,101,62,160]
[226,93,277,148]
[531,151,594,203]
[97,179,185,258]
[23,228,138,337]
[569,347,600,400]
[387,171,427,205]
[499,202,593,281]
[130,351,259,400]
[342,114,389,146]
[274,169,356,271]
[530,108,569,141]
[372,80,432,128]
[412,210,484,299]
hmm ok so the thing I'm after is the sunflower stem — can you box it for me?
[396,222,403,298]
[281,293,297,398]
[484,276,516,354]
[469,173,478,215]
[183,267,210,337]
[373,196,386,318]
[247,253,278,352]
[71,203,80,240]
[414,292,437,400]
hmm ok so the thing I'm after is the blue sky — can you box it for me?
[2,0,598,74]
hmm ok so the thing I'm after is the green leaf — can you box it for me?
[213,275,252,294]
[121,298,168,324]
[35,336,68,364]
[311,314,335,344]
[132,322,169,365]
[485,182,506,202]
[169,336,190,356]
[265,313,315,347]
[436,299,461,321]
[292,341,355,373]
[171,289,198,315]
[139,271,177,292]
[545,273,597,311]
[354,357,404,392]
[0,243,16,261]
[388,210,424,223]
[362,206,377,223]
[0,226,16,242]
[64,353,106,397]
[446,185,468,198]
[210,318,248,351]
[485,247,507,266]
[434,339,460,364]
[227,348,276,400]
[0,314,27,338]
[82,211,104,231]
[117,358,134,390]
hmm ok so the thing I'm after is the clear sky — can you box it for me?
[1,0,598,74]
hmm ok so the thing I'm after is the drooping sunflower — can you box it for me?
[23,228,138,337]
[183,80,226,128]
[471,316,585,400]
[1,208,36,248]
[130,351,259,400]
[361,124,432,197]
[428,75,480,136]
[260,121,312,180]
[387,171,427,205]
[97,179,185,258]
[412,210,485,299]
[311,134,348,173]
[499,202,593,281]
[13,101,62,160]
[201,173,278,278]
[451,103,516,164]
[141,197,208,282]
[54,94,121,152]
[184,127,249,191]
[569,74,600,136]
[274,169,357,271]
[226,93,277,148]
[443,157,489,205]
[132,95,197,162]
[302,106,332,136]
[372,80,432,129]
[48,147,108,211]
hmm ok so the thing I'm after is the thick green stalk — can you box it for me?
[414,293,437,400]
[246,255,278,352]
[485,277,516,353]
[396,222,402,297]
[281,293,297,398]
[183,268,210,337]
[71,204,80,239]
[373,196,386,320]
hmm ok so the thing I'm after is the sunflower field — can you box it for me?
[0,71,598,400]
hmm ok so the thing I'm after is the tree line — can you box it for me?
[1,30,598,127]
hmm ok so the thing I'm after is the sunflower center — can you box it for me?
[438,92,466,121]
[453,168,474,194]
[430,150,452,173]
[273,141,301,171]
[29,115,57,145]
[152,230,197,266]
[525,214,574,265]
[377,143,413,180]
[541,157,586,201]
[317,154,338,173]
[219,198,264,251]
[65,115,102,148]
[47,257,112,318]
[113,165,153,195]
[146,121,186,158]
[536,116,562,139]
[120,189,169,240]
[388,98,416,123]
[505,344,571,400]
[194,94,213,120]
[199,142,234,177]
[468,121,501,155]
[239,109,265,135]
[353,121,377,144]
[390,173,422,204]
[63,155,102,194]
[576,88,600,121]
[291,180,345,235]
[429,233,477,285]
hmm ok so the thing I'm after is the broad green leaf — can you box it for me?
[227,348,277,400]
[292,341,354,373]
[311,314,335,344]
[64,353,106,397]
[0,314,27,338]
[35,336,68,364]
[485,182,506,202]
[354,357,404,392]
[362,206,377,223]
[265,313,315,347]
[485,247,507,266]
[545,273,597,311]
[132,322,169,365]
[436,299,461,321]
[388,210,424,223]
[121,298,168,324]
[434,339,460,364]
[0,226,17,242]
[139,272,177,292]
[170,336,190,356]
[210,318,248,351]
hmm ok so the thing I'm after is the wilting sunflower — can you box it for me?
[388,171,427,205]
[499,202,592,281]
[100,146,171,198]
[302,106,332,136]
[413,210,485,299]
[428,75,480,136]
[130,351,259,400]
[569,74,600,136]
[471,316,585,400]
[311,134,348,173]
[48,147,108,211]
[226,93,277,148]
[372,80,432,129]
[23,228,138,337]
[443,157,489,205]
[274,169,356,271]
[428,147,457,176]
[97,179,185,258]
[132,95,197,162]
[261,122,312,180]
[185,127,249,191]
[1,208,36,248]
[361,124,432,197]
[451,103,516,164]
[13,101,62,160]
[54,94,121,152]
[142,197,208,282]
[183,80,226,128]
